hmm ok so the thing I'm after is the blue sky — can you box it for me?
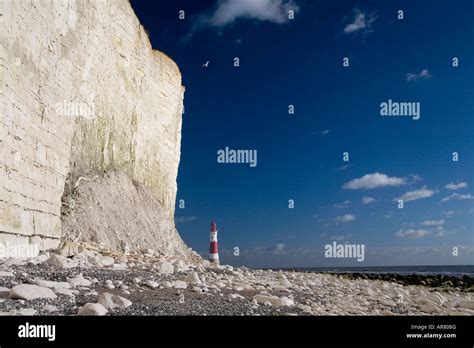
[131,0,474,267]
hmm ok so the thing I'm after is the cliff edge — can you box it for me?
[0,0,192,259]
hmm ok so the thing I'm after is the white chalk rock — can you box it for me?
[184,272,201,285]
[43,304,58,313]
[420,302,439,314]
[98,292,132,309]
[174,280,187,289]
[46,254,68,268]
[162,281,173,288]
[35,253,50,263]
[57,241,79,257]
[9,284,57,300]
[18,308,37,316]
[158,261,174,275]
[253,294,293,307]
[112,264,127,270]
[144,280,159,289]
[100,256,115,267]
[279,296,295,307]
[54,287,74,297]
[279,277,292,288]
[77,303,108,316]
[229,293,245,300]
[31,279,71,289]
[67,274,92,288]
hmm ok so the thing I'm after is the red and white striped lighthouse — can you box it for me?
[209,221,219,264]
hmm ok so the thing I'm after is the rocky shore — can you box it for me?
[336,272,474,291]
[0,247,473,316]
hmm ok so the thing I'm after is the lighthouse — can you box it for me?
[209,221,219,264]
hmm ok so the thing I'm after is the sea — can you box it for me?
[275,265,474,278]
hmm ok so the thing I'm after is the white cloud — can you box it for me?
[407,174,423,183]
[406,69,432,81]
[445,182,468,190]
[434,226,446,237]
[273,243,286,254]
[395,186,434,202]
[441,193,474,202]
[344,9,378,34]
[395,229,430,239]
[421,220,445,226]
[188,0,299,38]
[335,214,356,223]
[329,234,352,241]
[362,196,376,204]
[175,216,198,224]
[343,172,406,190]
[333,200,351,208]
[321,129,330,135]
[335,164,352,171]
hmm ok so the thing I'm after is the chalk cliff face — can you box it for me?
[0,0,187,256]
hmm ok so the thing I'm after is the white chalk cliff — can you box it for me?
[0,0,191,258]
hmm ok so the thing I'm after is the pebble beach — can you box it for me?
[0,249,473,316]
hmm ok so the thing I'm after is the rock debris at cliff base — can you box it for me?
[0,250,473,316]
[61,171,196,262]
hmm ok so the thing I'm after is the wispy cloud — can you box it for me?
[395,186,435,202]
[321,129,330,135]
[432,226,453,237]
[343,172,406,190]
[441,192,474,202]
[186,0,299,39]
[335,164,352,171]
[328,234,352,242]
[335,214,356,223]
[343,9,378,35]
[333,200,351,208]
[395,228,430,239]
[421,220,445,226]
[361,196,376,204]
[445,182,468,191]
[272,243,286,254]
[175,216,198,224]
[406,69,432,81]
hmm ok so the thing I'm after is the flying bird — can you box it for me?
[202,61,210,68]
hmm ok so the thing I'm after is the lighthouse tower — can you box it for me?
[209,221,219,264]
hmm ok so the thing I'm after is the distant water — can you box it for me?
[274,265,474,278]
